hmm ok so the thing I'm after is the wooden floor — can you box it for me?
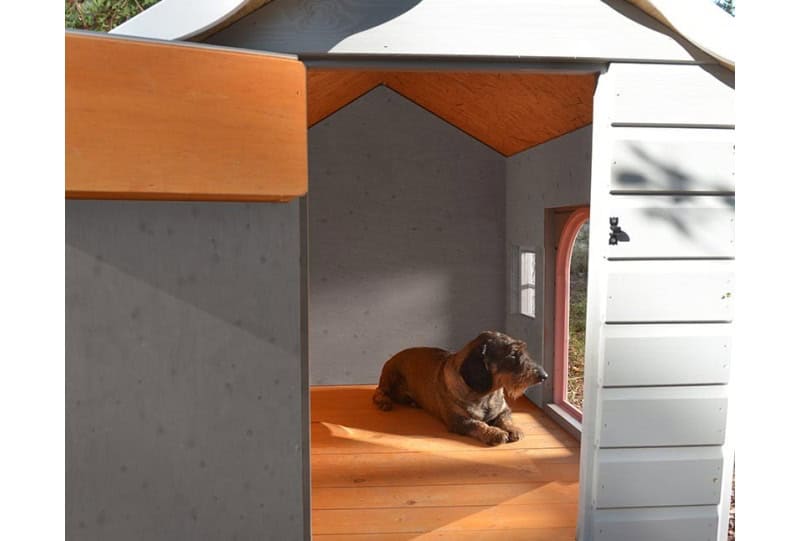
[311,385,581,540]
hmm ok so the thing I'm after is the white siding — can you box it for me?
[581,62,734,541]
[606,195,734,258]
[603,324,731,386]
[599,386,727,447]
[611,129,735,193]
[606,260,734,322]
[594,507,719,541]
[596,447,724,508]
[611,64,734,126]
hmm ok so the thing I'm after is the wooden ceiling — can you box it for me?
[307,69,597,156]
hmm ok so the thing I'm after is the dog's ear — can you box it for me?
[460,341,493,394]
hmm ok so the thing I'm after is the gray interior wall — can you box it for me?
[505,126,593,406]
[66,200,307,541]
[308,86,506,385]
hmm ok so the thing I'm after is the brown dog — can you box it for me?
[373,331,548,446]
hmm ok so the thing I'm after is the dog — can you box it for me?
[372,331,548,446]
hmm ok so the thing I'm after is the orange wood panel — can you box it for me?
[66,32,308,201]
[312,449,580,487]
[312,482,578,509]
[307,70,385,126]
[314,528,577,541]
[310,385,580,539]
[385,71,597,156]
[313,503,579,535]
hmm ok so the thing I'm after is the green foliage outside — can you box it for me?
[65,0,161,32]
[567,222,589,410]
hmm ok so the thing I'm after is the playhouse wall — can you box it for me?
[66,200,308,541]
[307,86,506,385]
[579,63,734,541]
[505,126,593,407]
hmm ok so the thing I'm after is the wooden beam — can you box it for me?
[66,32,308,201]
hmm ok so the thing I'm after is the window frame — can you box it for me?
[553,206,590,423]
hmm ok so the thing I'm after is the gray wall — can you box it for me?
[505,126,593,406]
[66,200,307,541]
[308,86,506,385]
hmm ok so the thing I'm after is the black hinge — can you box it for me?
[609,217,630,245]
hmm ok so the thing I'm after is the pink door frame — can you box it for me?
[553,206,590,422]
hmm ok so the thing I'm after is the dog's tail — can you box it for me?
[372,387,393,411]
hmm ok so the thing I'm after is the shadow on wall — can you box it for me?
[207,0,423,52]
[307,86,506,385]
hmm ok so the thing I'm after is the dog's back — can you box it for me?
[372,347,448,412]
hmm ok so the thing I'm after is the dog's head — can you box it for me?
[459,331,548,398]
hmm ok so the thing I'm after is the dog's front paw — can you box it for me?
[483,427,510,446]
[506,428,525,443]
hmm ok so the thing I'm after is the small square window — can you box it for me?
[520,251,535,317]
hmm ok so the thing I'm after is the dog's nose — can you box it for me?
[538,369,549,381]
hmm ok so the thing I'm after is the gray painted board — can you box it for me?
[307,86,506,385]
[605,260,734,322]
[66,200,306,541]
[207,0,715,64]
[594,506,719,541]
[599,386,727,447]
[605,195,735,259]
[611,64,735,127]
[603,324,731,386]
[611,128,735,193]
[505,125,593,407]
[596,447,724,508]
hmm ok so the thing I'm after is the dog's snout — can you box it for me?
[536,367,549,382]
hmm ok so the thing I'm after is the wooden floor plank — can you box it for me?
[310,385,581,538]
[311,422,577,454]
[313,528,577,541]
[313,503,578,535]
[313,482,578,509]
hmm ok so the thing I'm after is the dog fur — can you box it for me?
[372,331,548,446]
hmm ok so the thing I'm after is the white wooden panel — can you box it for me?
[611,64,734,126]
[603,324,731,386]
[611,128,735,193]
[599,386,727,447]
[606,260,734,322]
[594,506,719,541]
[606,195,734,258]
[208,0,715,64]
[596,447,723,508]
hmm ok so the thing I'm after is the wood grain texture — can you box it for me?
[314,529,577,541]
[66,32,307,201]
[307,70,384,126]
[311,385,579,538]
[307,69,597,155]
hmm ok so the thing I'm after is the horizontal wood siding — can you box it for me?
[66,32,308,201]
[606,195,734,258]
[598,386,727,447]
[594,506,719,541]
[603,324,731,386]
[605,260,734,322]
[583,62,734,541]
[596,447,724,508]
[611,129,735,193]
[611,64,734,126]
